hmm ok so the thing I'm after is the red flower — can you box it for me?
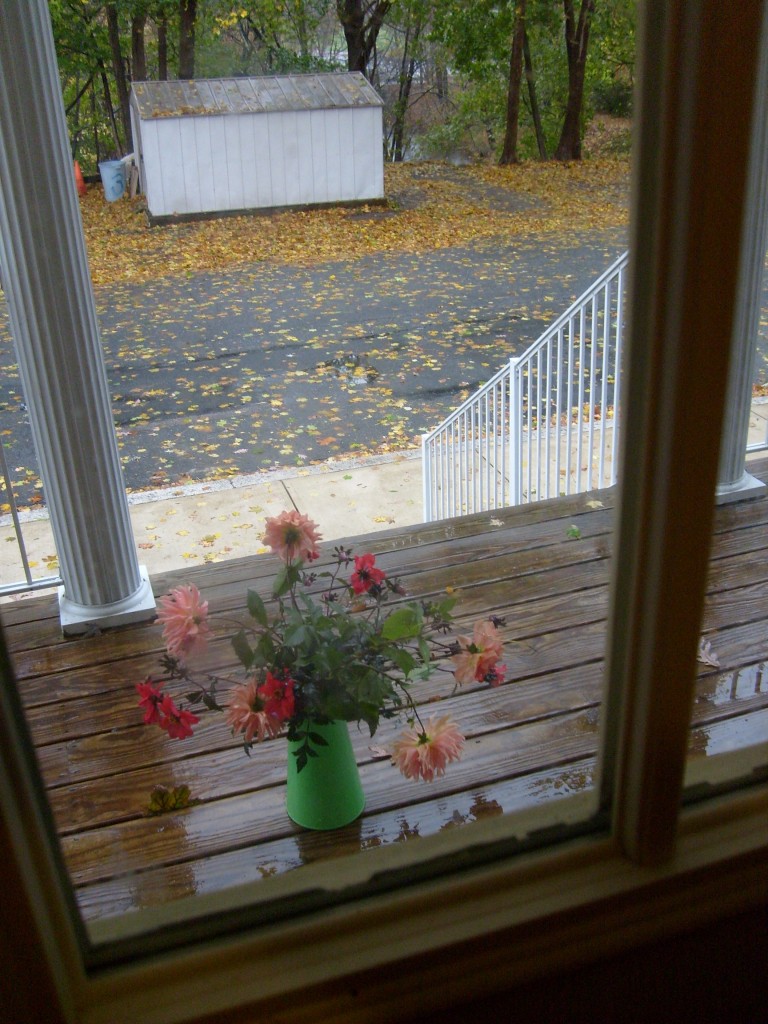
[484,663,506,687]
[349,553,386,594]
[158,695,200,739]
[136,679,164,724]
[259,671,295,722]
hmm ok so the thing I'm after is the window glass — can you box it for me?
[684,56,768,794]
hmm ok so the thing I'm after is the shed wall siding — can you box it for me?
[139,105,383,218]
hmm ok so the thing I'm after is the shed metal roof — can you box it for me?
[131,73,383,120]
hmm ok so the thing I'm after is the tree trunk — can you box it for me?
[91,81,101,165]
[391,20,422,162]
[499,0,526,165]
[336,0,392,79]
[132,12,147,81]
[524,29,548,159]
[105,3,131,152]
[156,10,168,80]
[178,0,197,80]
[434,59,448,101]
[99,63,123,156]
[554,0,595,161]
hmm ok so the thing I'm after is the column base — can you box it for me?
[58,567,156,635]
[715,472,766,505]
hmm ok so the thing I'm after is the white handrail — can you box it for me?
[423,252,630,522]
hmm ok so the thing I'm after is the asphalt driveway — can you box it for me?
[0,222,628,506]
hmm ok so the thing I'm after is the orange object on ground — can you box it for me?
[73,160,86,196]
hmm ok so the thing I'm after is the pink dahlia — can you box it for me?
[136,679,164,724]
[451,619,504,685]
[156,583,211,662]
[263,510,321,564]
[226,680,283,743]
[349,552,386,594]
[391,715,465,782]
[158,695,200,739]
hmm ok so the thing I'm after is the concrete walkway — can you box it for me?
[0,450,423,589]
[2,397,766,594]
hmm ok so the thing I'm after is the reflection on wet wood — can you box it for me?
[6,457,768,923]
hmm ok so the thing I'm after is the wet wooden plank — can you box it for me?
[72,702,768,923]
[59,707,604,887]
[45,664,606,830]
[3,456,767,924]
[74,756,599,921]
[44,641,768,838]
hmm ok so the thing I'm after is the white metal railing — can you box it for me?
[0,438,62,597]
[423,252,629,522]
[747,396,768,452]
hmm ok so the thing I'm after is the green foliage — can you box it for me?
[424,0,635,163]
[151,531,475,769]
[50,0,635,174]
[147,784,194,814]
[591,77,633,117]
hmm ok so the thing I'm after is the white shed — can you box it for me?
[129,73,384,222]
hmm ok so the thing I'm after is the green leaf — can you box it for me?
[202,691,223,712]
[273,565,291,597]
[231,629,254,669]
[273,562,301,597]
[386,646,417,676]
[284,622,308,646]
[418,637,432,667]
[307,732,329,748]
[247,589,268,626]
[147,784,192,815]
[381,607,422,641]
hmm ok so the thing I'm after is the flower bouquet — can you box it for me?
[137,509,505,824]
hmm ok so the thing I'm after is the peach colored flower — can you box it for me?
[263,510,321,563]
[391,715,465,782]
[451,619,504,684]
[226,680,283,743]
[156,584,211,662]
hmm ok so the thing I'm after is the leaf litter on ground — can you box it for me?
[80,159,631,287]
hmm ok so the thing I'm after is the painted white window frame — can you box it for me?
[1,1,767,1022]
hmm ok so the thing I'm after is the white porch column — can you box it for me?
[716,14,768,504]
[0,1,155,632]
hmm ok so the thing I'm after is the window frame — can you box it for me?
[2,1,768,1021]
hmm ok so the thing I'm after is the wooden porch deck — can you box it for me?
[5,456,768,925]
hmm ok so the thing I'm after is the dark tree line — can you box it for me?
[50,0,632,171]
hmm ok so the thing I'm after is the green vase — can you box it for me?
[285,719,365,830]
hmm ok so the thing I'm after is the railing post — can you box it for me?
[612,264,626,487]
[508,359,522,505]
[0,1,155,632]
[421,434,432,523]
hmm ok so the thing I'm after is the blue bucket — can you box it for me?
[99,160,126,202]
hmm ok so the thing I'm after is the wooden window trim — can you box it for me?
[1,1,767,1022]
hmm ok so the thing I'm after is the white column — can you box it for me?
[0,1,155,632]
[716,8,768,504]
